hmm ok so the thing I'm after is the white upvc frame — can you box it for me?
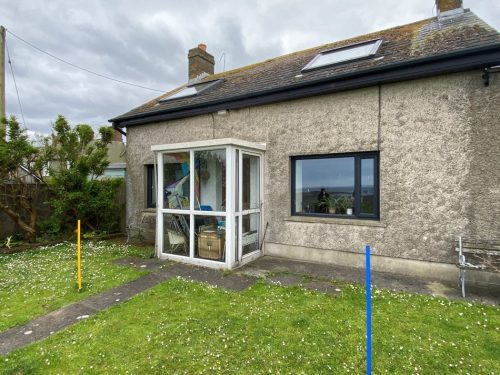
[152,139,265,270]
[236,150,264,266]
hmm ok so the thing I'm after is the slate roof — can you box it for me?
[111,10,500,126]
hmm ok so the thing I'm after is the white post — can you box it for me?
[189,150,195,258]
[260,152,265,252]
[238,150,243,262]
[226,146,235,268]
[156,152,164,257]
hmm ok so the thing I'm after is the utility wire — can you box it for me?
[6,29,165,93]
[5,37,27,128]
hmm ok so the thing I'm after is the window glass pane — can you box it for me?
[163,152,190,209]
[160,80,220,102]
[361,158,375,215]
[166,86,199,100]
[295,157,354,215]
[304,40,380,70]
[195,149,226,212]
[163,213,189,256]
[195,215,225,262]
[242,213,259,256]
[147,165,156,208]
[242,154,260,210]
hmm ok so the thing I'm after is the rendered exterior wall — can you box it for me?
[125,70,499,266]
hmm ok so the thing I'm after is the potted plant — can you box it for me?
[318,196,338,214]
[336,196,353,215]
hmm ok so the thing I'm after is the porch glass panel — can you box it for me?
[242,154,260,210]
[242,213,259,256]
[163,152,190,210]
[194,215,226,262]
[194,149,226,211]
[163,213,190,256]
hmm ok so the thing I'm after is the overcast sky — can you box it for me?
[1,0,499,136]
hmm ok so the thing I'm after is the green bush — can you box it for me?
[42,178,123,236]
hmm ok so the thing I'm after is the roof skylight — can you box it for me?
[160,80,221,102]
[302,39,383,71]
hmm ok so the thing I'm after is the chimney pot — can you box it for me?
[198,43,207,51]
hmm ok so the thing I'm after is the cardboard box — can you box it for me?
[198,230,225,260]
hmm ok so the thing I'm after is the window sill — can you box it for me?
[285,215,386,227]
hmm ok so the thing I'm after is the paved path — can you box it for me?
[1,255,498,355]
[0,260,255,356]
[239,256,500,305]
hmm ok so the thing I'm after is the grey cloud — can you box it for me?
[1,0,499,135]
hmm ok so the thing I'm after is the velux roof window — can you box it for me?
[302,39,383,72]
[159,79,221,102]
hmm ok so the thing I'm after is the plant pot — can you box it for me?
[328,207,336,214]
[346,208,353,215]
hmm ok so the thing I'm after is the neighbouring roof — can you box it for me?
[111,10,500,127]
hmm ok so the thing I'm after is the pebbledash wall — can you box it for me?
[126,70,500,283]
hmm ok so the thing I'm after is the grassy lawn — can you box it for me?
[1,278,498,374]
[0,241,152,331]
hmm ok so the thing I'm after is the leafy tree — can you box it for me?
[0,116,49,242]
[0,115,121,242]
[42,115,118,235]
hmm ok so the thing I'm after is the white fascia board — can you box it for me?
[151,138,266,152]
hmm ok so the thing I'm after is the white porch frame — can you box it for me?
[151,138,266,270]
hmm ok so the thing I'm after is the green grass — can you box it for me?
[0,240,152,331]
[1,278,498,374]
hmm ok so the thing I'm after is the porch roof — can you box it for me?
[151,138,266,152]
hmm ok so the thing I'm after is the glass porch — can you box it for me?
[151,138,266,269]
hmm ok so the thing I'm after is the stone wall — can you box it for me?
[125,70,500,265]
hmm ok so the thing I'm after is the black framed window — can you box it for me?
[291,152,379,219]
[146,165,156,208]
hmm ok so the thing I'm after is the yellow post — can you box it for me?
[77,219,82,290]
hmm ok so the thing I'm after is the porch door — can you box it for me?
[237,151,262,262]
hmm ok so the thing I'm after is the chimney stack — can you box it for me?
[112,127,122,142]
[436,0,463,17]
[188,43,215,80]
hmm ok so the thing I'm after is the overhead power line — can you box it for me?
[5,37,27,128]
[6,29,165,93]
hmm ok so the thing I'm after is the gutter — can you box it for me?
[110,43,500,128]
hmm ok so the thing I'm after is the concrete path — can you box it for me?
[239,256,500,305]
[0,260,256,356]
[1,255,498,356]
[0,272,169,356]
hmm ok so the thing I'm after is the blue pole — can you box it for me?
[366,244,372,375]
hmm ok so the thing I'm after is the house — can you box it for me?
[39,127,126,180]
[99,128,126,180]
[110,0,500,284]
